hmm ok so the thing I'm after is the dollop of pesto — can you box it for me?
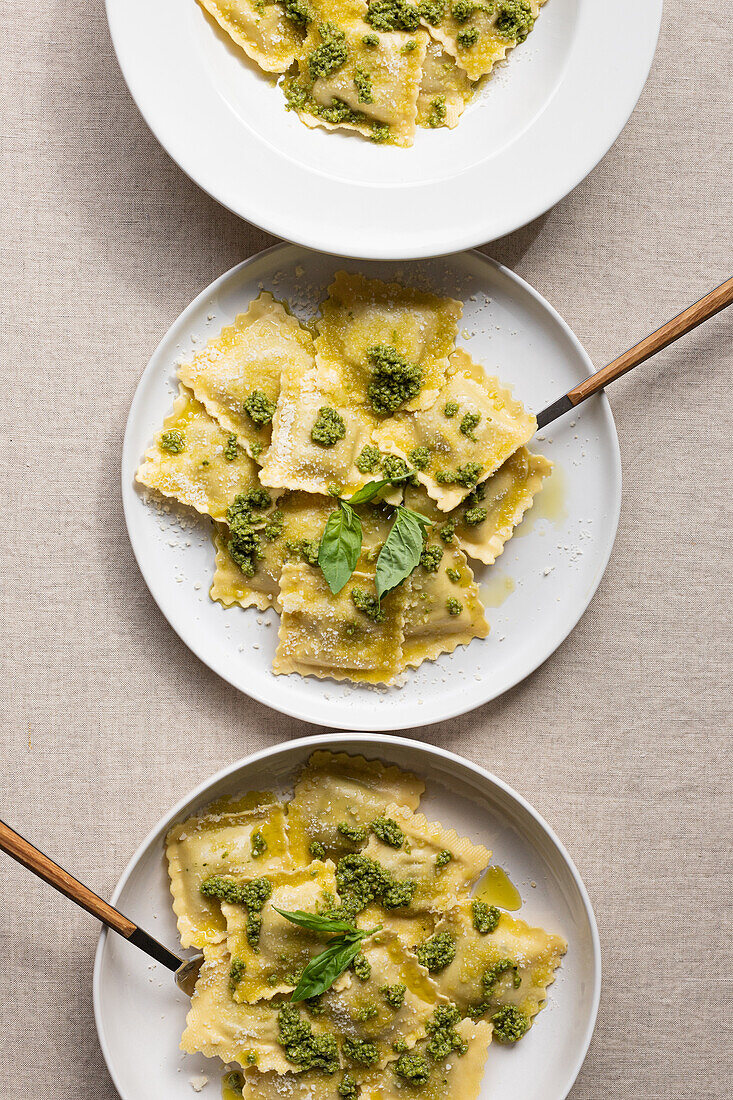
[392,1038,409,1054]
[223,433,240,461]
[286,537,321,565]
[159,429,185,454]
[282,0,313,26]
[409,445,431,470]
[309,840,327,860]
[355,1002,379,1021]
[278,1004,340,1072]
[366,0,419,32]
[338,821,370,843]
[356,444,381,473]
[343,1037,379,1066]
[482,958,520,994]
[447,597,463,616]
[200,874,272,948]
[435,849,452,870]
[336,853,416,916]
[243,390,277,426]
[380,982,407,1009]
[425,1003,468,1060]
[415,930,456,972]
[463,506,487,526]
[383,878,417,909]
[491,1004,529,1042]
[362,32,380,46]
[425,95,447,129]
[352,952,372,981]
[460,410,481,441]
[382,453,417,484]
[251,829,267,858]
[226,489,273,576]
[394,1051,431,1085]
[456,26,479,47]
[354,67,374,104]
[495,0,534,41]
[371,815,405,848]
[311,406,346,446]
[420,544,444,573]
[439,519,456,544]
[371,123,392,145]
[444,400,459,418]
[437,463,483,488]
[401,38,418,53]
[228,957,246,993]
[418,0,446,25]
[308,22,348,80]
[471,899,500,934]
[338,1073,358,1100]
[451,0,481,22]
[367,344,423,414]
[445,567,461,584]
[351,588,385,623]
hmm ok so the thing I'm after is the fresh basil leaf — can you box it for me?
[291,936,365,1001]
[318,502,362,594]
[273,907,358,936]
[375,507,427,600]
[399,506,432,529]
[345,479,394,506]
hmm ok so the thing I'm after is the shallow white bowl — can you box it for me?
[105,0,662,258]
[93,732,601,1100]
[121,244,621,729]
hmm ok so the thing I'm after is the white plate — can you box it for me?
[105,0,662,259]
[122,244,621,730]
[94,733,601,1100]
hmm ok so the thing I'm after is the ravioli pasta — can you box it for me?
[136,273,553,685]
[195,0,550,145]
[171,751,566,1097]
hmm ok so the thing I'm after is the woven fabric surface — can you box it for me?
[0,1,731,1097]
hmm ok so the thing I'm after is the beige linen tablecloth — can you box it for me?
[0,2,731,1097]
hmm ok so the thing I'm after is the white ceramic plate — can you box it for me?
[93,733,601,1100]
[105,0,662,259]
[122,244,621,729]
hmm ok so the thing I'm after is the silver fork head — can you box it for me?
[175,952,204,997]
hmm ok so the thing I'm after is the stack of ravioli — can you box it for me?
[168,751,566,1098]
[197,0,548,145]
[136,271,552,685]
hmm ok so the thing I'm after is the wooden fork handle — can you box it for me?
[0,818,136,937]
[568,275,733,405]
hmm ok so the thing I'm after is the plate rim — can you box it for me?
[105,0,663,259]
[121,242,622,729]
[93,730,603,1100]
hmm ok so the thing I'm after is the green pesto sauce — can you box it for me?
[250,440,263,460]
[356,444,381,473]
[284,78,392,143]
[415,930,456,972]
[495,0,534,41]
[226,488,273,577]
[491,1004,529,1042]
[436,462,483,488]
[401,39,418,53]
[338,1073,358,1100]
[352,952,372,981]
[243,389,276,426]
[354,67,374,104]
[483,958,520,995]
[380,982,406,1009]
[251,830,267,858]
[308,22,348,81]
[394,1051,431,1085]
[224,433,240,461]
[456,26,479,47]
[439,519,456,544]
[362,32,380,46]
[286,536,321,565]
[159,429,185,454]
[382,453,417,484]
[447,597,463,616]
[228,957,246,993]
[354,1002,379,1021]
[282,0,313,26]
[425,1003,467,1060]
[451,0,482,22]
[351,587,385,623]
[420,544,444,573]
[371,815,405,848]
[336,853,416,916]
[277,1004,340,1072]
[460,410,481,441]
[418,0,446,25]
[463,505,487,526]
[472,899,501,934]
[309,839,327,860]
[425,95,447,128]
[342,1036,379,1066]
[435,849,452,870]
[443,400,459,418]
[445,567,461,584]
[311,405,346,447]
[367,344,423,414]
[392,1038,409,1054]
[337,821,369,843]
[366,0,419,32]
[200,875,272,948]
[409,445,431,470]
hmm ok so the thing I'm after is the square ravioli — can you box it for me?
[403,543,489,667]
[425,0,547,82]
[220,861,346,1002]
[287,0,428,148]
[197,0,306,74]
[374,348,536,511]
[287,750,424,865]
[315,271,462,412]
[274,562,408,685]
[404,446,552,565]
[135,386,264,521]
[232,1069,346,1100]
[416,40,475,129]
[178,292,314,462]
[361,804,490,912]
[356,1017,492,1100]
[166,794,291,948]
[426,899,566,1029]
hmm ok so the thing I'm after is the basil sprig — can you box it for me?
[275,907,382,1001]
[317,478,430,598]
